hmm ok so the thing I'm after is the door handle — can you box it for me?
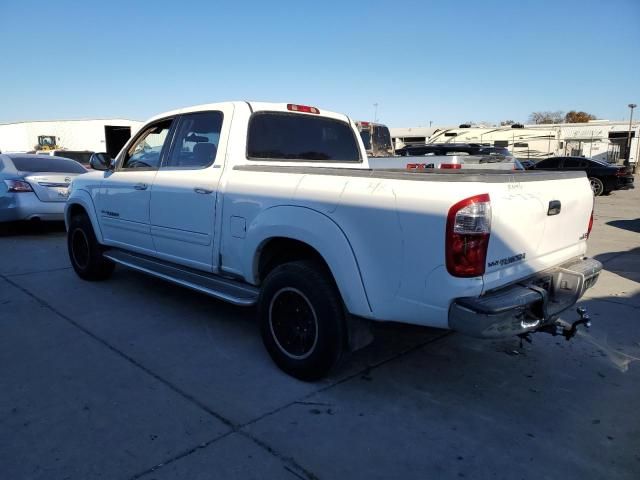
[194,187,214,194]
[134,183,148,190]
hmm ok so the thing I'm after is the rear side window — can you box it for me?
[247,112,360,162]
[563,158,580,167]
[165,111,223,168]
[54,151,93,165]
[536,158,560,168]
[10,156,87,174]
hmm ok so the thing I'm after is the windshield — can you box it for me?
[10,156,87,174]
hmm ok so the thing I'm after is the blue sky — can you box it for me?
[1,0,638,127]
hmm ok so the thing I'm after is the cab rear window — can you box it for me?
[247,112,360,162]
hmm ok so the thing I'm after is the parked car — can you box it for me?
[65,101,601,380]
[37,150,95,168]
[518,159,536,170]
[0,153,87,222]
[533,156,634,196]
[396,143,511,157]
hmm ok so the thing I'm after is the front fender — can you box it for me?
[243,205,372,317]
[65,189,104,243]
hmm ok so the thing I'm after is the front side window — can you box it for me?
[122,119,173,170]
[164,112,223,168]
[247,112,360,162]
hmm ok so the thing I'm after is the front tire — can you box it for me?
[67,214,114,281]
[258,261,345,381]
[589,177,604,196]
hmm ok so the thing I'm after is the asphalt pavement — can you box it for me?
[1,184,638,480]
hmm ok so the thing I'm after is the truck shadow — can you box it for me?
[606,218,640,233]
[593,246,640,283]
[0,220,66,237]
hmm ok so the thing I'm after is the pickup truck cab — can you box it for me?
[65,101,602,380]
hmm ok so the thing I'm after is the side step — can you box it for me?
[103,249,259,306]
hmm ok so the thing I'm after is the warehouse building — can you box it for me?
[0,118,143,158]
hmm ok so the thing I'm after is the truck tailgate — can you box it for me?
[482,171,593,293]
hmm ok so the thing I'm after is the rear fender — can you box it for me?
[243,206,372,317]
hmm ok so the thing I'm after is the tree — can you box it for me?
[529,111,565,124]
[500,120,516,126]
[564,111,597,123]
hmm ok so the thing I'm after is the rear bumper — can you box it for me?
[449,257,602,338]
[616,175,635,190]
[0,192,66,222]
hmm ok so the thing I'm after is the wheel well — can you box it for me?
[67,203,88,221]
[257,237,331,283]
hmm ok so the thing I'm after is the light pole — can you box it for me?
[373,103,378,123]
[627,103,637,172]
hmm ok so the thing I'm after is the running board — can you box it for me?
[103,250,259,306]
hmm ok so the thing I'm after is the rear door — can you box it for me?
[149,106,232,270]
[97,118,175,254]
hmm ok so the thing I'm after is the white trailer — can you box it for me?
[424,121,640,165]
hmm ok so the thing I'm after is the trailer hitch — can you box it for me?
[522,306,592,343]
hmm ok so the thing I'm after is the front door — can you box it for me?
[98,118,175,254]
[150,107,232,270]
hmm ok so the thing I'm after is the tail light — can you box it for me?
[587,209,594,238]
[440,163,462,169]
[446,194,491,277]
[287,104,320,114]
[615,169,627,176]
[4,179,33,192]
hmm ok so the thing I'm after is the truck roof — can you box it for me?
[147,101,351,125]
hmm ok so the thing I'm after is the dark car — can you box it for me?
[518,159,536,170]
[396,143,511,157]
[533,156,634,196]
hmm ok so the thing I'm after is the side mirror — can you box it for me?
[89,153,113,171]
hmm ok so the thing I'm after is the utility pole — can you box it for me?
[627,103,636,172]
[373,103,378,123]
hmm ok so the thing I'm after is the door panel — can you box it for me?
[150,107,233,270]
[98,170,158,252]
[97,119,175,253]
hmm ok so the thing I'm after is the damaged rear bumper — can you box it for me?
[449,257,602,338]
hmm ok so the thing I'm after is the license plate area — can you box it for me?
[530,269,584,317]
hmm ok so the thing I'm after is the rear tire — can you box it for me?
[589,177,604,196]
[68,214,114,281]
[258,260,345,381]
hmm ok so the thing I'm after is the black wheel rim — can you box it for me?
[71,229,90,270]
[269,287,318,360]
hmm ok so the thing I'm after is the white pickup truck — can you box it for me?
[65,101,602,380]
